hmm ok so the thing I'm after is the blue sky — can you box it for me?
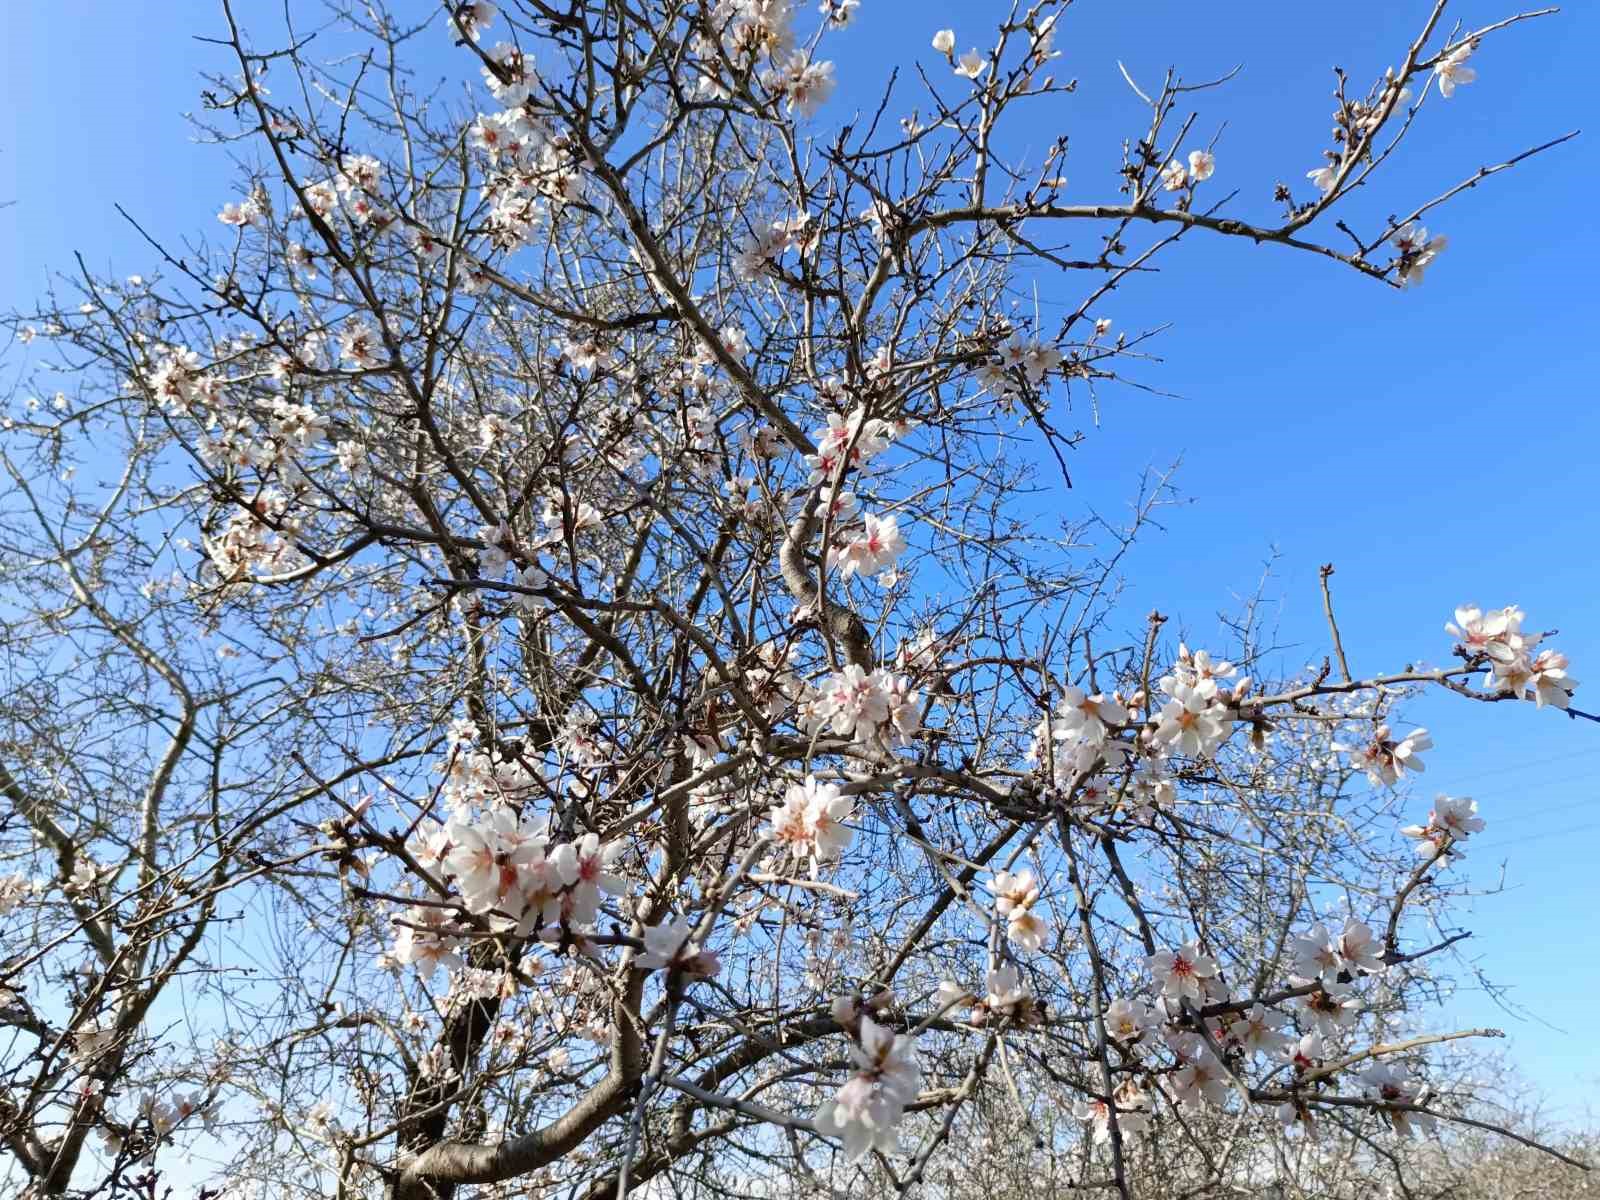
[5,0,1597,1124]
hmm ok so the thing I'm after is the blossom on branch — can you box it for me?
[1147,941,1218,1002]
[814,1013,921,1161]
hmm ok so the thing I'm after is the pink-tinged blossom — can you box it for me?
[765,54,836,118]
[1075,1080,1152,1142]
[983,965,1028,1018]
[1401,794,1485,857]
[1527,650,1579,709]
[302,180,338,219]
[735,211,813,279]
[405,818,452,875]
[996,333,1062,384]
[1392,222,1448,286]
[838,513,907,580]
[563,336,612,374]
[879,673,924,747]
[1307,163,1338,194]
[483,42,535,106]
[1147,941,1218,1003]
[1051,686,1128,745]
[1361,1062,1437,1137]
[812,663,889,737]
[565,834,626,923]
[444,808,546,914]
[814,487,858,523]
[1338,725,1431,786]
[1282,1029,1324,1074]
[1187,149,1215,181]
[1164,646,1238,699]
[392,907,462,979]
[1490,648,1579,710]
[809,666,922,749]
[339,323,383,370]
[1447,604,1533,662]
[454,1,496,42]
[1300,984,1360,1036]
[806,407,894,486]
[768,775,855,866]
[218,197,263,228]
[1335,918,1385,976]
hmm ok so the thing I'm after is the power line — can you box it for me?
[1413,746,1600,794]
[1473,820,1600,852]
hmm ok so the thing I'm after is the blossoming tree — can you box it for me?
[1,1,1589,1197]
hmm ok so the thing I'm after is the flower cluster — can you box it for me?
[989,869,1049,952]
[1161,149,1216,191]
[1401,793,1484,858]
[767,775,854,867]
[204,490,300,583]
[734,211,814,279]
[1338,724,1432,786]
[934,965,1041,1026]
[1152,648,1244,759]
[1361,1061,1437,1137]
[1074,1080,1153,1142]
[805,664,922,749]
[1449,604,1579,710]
[1030,685,1130,786]
[452,1,496,42]
[763,53,836,118]
[976,332,1063,402]
[806,405,897,487]
[0,873,34,914]
[814,1000,921,1161]
[390,812,628,973]
[146,347,223,416]
[835,512,907,582]
[1286,915,1388,992]
[1170,1035,1231,1108]
[134,1090,215,1140]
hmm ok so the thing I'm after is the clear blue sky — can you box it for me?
[5,0,1597,1123]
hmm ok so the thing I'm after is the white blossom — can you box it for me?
[955,49,987,80]
[1434,43,1477,98]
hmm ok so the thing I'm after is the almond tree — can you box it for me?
[1,2,1589,1198]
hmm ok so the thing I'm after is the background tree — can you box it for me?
[1,1,1588,1198]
